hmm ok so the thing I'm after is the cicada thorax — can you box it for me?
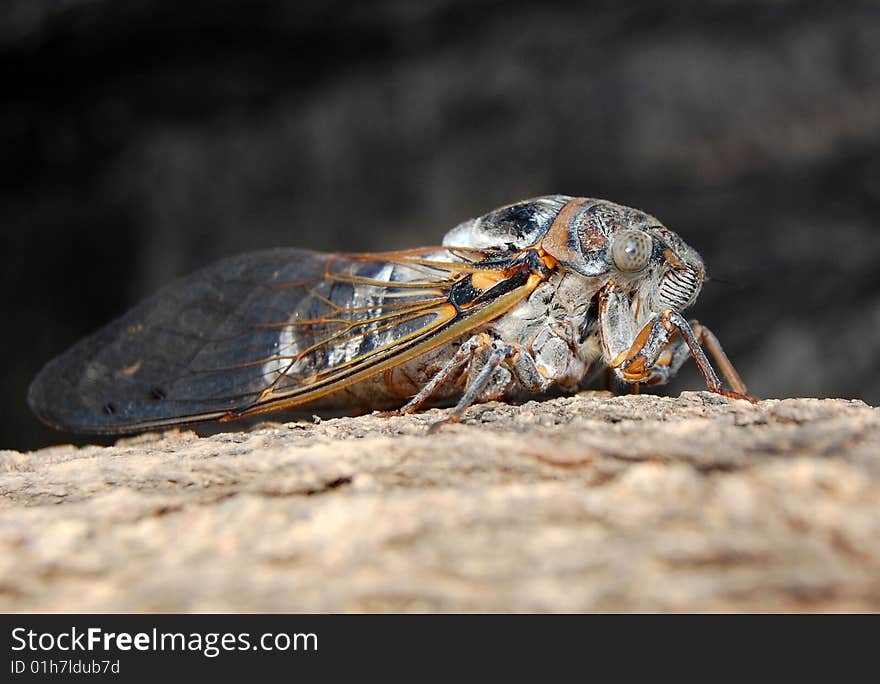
[442,194,667,282]
[441,195,572,251]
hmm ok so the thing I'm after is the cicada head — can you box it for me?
[540,198,705,313]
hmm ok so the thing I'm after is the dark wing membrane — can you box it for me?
[28,247,529,433]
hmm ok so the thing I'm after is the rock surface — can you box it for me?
[1,392,879,612]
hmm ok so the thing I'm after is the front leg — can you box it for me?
[599,284,755,402]
[638,320,749,397]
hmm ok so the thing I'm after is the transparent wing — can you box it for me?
[28,247,534,433]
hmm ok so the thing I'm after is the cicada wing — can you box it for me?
[29,246,527,434]
[29,248,321,432]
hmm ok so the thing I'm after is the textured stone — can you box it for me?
[1,392,878,612]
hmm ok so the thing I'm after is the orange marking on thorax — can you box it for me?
[538,249,560,271]
[540,198,588,265]
[471,270,506,292]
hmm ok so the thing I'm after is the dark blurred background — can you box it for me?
[3,0,879,451]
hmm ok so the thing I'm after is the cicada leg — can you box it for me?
[601,285,755,402]
[380,329,555,429]
[425,342,512,433]
[634,319,751,396]
[380,332,552,433]
[427,338,560,432]
[690,322,749,396]
[376,333,495,418]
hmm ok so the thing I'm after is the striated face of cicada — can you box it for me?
[654,235,705,312]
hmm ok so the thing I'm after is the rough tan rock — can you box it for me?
[1,391,878,612]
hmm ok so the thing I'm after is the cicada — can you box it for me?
[28,195,754,434]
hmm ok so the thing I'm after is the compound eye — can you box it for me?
[611,230,652,272]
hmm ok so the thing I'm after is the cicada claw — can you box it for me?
[716,388,759,404]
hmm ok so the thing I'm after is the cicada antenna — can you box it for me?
[703,274,730,285]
